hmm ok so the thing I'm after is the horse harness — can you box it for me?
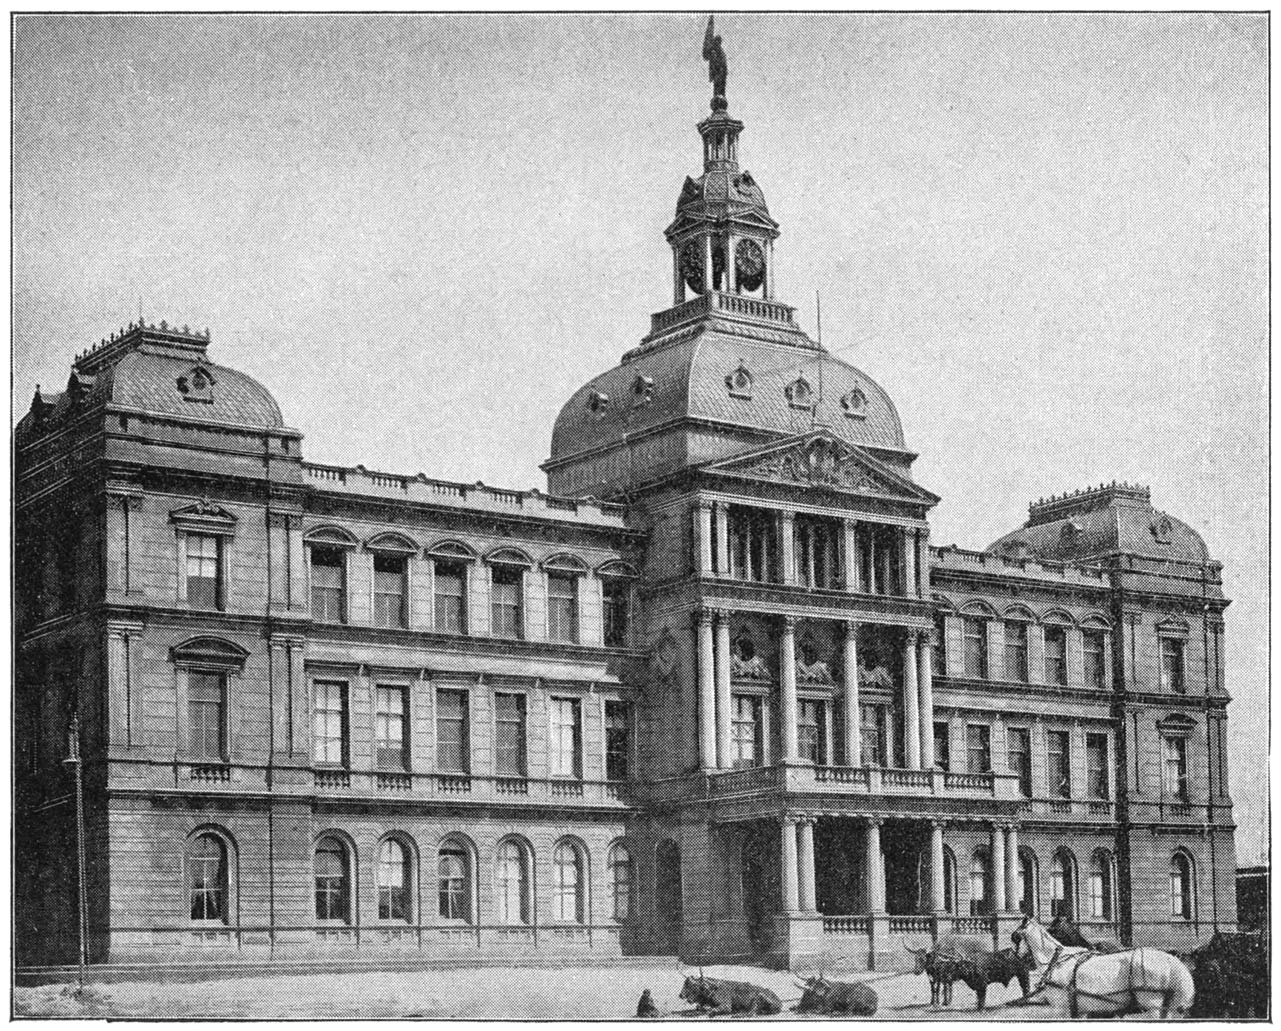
[1031,943,1175,1018]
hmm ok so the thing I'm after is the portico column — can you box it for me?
[930,821,946,913]
[715,502,730,575]
[765,239,776,299]
[903,634,921,770]
[991,823,1007,912]
[904,530,917,599]
[843,622,861,766]
[781,816,800,913]
[726,232,737,293]
[866,818,885,912]
[779,511,796,585]
[918,632,935,768]
[696,500,713,576]
[867,531,879,594]
[672,247,684,305]
[696,610,716,771]
[797,819,817,912]
[714,611,732,769]
[703,232,714,293]
[1005,824,1021,913]
[880,533,893,595]
[780,617,798,760]
[842,519,859,592]
[917,526,930,598]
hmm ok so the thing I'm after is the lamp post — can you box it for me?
[63,714,88,987]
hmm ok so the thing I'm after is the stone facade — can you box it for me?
[15,77,1236,972]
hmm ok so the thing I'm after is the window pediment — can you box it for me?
[304,525,359,549]
[1156,712,1198,734]
[427,539,477,562]
[1156,617,1191,637]
[171,636,249,669]
[170,498,237,536]
[596,559,638,579]
[543,553,589,575]
[485,546,534,568]
[365,531,418,554]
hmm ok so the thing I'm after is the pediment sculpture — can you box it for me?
[796,655,835,685]
[738,438,889,494]
[857,660,894,690]
[731,653,770,680]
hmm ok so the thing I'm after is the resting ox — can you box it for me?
[678,974,782,1016]
[794,976,878,1015]
[906,934,989,1006]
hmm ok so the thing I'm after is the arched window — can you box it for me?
[377,838,412,922]
[1170,852,1194,919]
[496,838,531,925]
[969,851,989,915]
[1089,850,1115,921]
[315,836,351,923]
[1051,851,1076,919]
[553,841,586,924]
[1019,851,1038,916]
[608,843,633,921]
[188,832,230,923]
[942,847,958,914]
[437,839,472,923]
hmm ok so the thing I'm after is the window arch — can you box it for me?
[1018,850,1038,917]
[553,839,587,924]
[969,850,990,915]
[495,837,532,925]
[942,846,958,914]
[187,829,233,924]
[1050,850,1077,919]
[1089,849,1116,921]
[608,842,634,921]
[438,835,475,924]
[314,834,353,924]
[1170,851,1195,919]
[377,837,414,923]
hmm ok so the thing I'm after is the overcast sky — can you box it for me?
[13,13,1268,862]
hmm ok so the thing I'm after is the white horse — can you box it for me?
[1014,917,1195,1018]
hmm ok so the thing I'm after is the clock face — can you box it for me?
[735,239,766,292]
[680,241,705,295]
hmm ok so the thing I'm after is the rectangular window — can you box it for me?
[1086,732,1109,799]
[188,671,225,760]
[1004,621,1029,682]
[963,617,987,678]
[490,566,523,639]
[966,723,991,774]
[932,617,947,678]
[433,562,467,634]
[1044,626,1068,686]
[603,579,630,647]
[1164,735,1188,800]
[933,721,951,771]
[547,574,579,643]
[731,695,763,768]
[313,680,348,765]
[860,704,886,767]
[1008,726,1032,796]
[1160,638,1185,694]
[1048,729,1071,798]
[494,692,526,777]
[798,699,826,764]
[550,697,582,777]
[373,553,407,629]
[310,547,346,623]
[605,700,630,781]
[1083,630,1107,688]
[185,534,221,609]
[436,688,469,772]
[374,685,408,770]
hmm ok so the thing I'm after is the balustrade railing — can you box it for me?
[883,769,933,789]
[944,772,992,792]
[814,766,869,786]
[889,916,933,933]
[823,916,868,935]
[952,917,994,935]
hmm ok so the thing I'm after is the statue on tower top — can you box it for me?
[702,15,728,110]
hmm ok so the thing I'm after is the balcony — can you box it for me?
[309,770,631,809]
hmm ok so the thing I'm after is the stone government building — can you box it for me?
[15,61,1236,972]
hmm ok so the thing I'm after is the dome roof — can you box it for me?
[97,348,284,428]
[675,167,770,220]
[548,324,906,468]
[988,483,1211,565]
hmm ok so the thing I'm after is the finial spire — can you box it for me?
[702,16,728,111]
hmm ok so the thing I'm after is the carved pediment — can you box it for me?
[704,433,937,502]
[170,498,237,535]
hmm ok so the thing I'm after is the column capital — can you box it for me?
[779,614,797,632]
[694,497,712,512]
[865,816,884,828]
[844,618,860,634]
[712,608,732,625]
[780,813,798,828]
[694,608,714,627]
[929,818,948,830]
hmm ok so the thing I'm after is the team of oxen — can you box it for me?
[643,915,1248,1019]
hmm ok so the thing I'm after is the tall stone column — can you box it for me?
[726,233,737,293]
[842,519,859,592]
[672,246,684,305]
[866,819,885,912]
[991,824,1007,912]
[779,511,796,585]
[903,634,921,769]
[780,617,798,761]
[903,529,917,598]
[765,239,776,299]
[714,611,732,770]
[880,537,893,595]
[781,817,800,913]
[696,611,717,770]
[695,500,713,576]
[930,820,946,912]
[918,633,935,768]
[867,532,878,594]
[715,502,730,575]
[703,233,714,293]
[1006,824,1020,913]
[844,622,861,766]
[797,819,817,912]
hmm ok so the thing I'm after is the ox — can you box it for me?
[678,973,782,1016]
[794,975,878,1016]
[906,934,989,1006]
[951,946,1037,1010]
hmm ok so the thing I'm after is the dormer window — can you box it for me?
[587,391,610,418]
[840,386,868,419]
[726,363,753,399]
[785,376,813,409]
[631,375,654,407]
[177,363,216,404]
